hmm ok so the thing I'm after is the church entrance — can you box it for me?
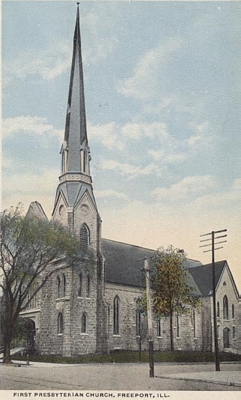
[223,327,230,349]
[25,319,36,355]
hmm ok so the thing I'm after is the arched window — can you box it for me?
[57,313,63,334]
[78,273,82,297]
[113,296,120,335]
[86,274,90,297]
[80,224,90,252]
[217,302,220,317]
[223,327,230,348]
[57,276,61,298]
[157,318,162,337]
[223,296,229,319]
[232,304,235,319]
[81,313,87,333]
[62,274,66,297]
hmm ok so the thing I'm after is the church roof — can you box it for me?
[102,238,201,295]
[102,239,154,287]
[25,201,48,221]
[188,261,226,296]
[189,260,239,298]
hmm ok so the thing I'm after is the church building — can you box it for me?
[20,5,240,357]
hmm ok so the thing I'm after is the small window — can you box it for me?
[81,313,87,333]
[157,318,162,337]
[113,296,120,335]
[232,326,236,339]
[232,304,235,319]
[57,313,63,334]
[217,302,220,317]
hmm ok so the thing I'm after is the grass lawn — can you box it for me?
[12,350,241,364]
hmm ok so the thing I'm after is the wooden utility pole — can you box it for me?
[144,257,154,378]
[200,229,227,372]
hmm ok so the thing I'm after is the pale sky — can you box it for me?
[2,1,241,290]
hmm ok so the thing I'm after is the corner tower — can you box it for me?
[52,4,101,256]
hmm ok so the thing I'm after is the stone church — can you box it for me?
[20,6,240,356]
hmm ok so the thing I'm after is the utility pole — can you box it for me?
[200,229,227,372]
[144,257,154,378]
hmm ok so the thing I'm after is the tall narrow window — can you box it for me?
[113,296,120,335]
[57,313,63,334]
[83,150,87,173]
[157,318,162,337]
[57,276,61,298]
[81,313,87,333]
[217,302,220,317]
[176,314,180,338]
[86,274,90,297]
[62,274,66,297]
[80,224,90,252]
[223,296,229,319]
[78,273,83,297]
[136,308,141,337]
[232,304,235,319]
[232,326,236,339]
[80,149,84,172]
[192,310,196,338]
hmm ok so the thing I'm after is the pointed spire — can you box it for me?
[61,3,90,175]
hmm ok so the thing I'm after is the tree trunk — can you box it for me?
[3,297,14,364]
[170,311,174,351]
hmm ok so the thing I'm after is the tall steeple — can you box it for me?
[52,4,98,228]
[61,3,90,176]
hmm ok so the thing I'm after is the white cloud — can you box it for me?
[118,37,183,100]
[88,122,124,151]
[83,12,118,63]
[3,169,59,217]
[88,121,169,151]
[233,178,241,190]
[2,116,62,141]
[121,122,168,140]
[95,189,130,201]
[152,175,218,202]
[4,43,72,84]
[100,159,157,180]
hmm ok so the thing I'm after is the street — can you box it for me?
[0,362,240,392]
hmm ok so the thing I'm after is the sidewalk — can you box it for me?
[1,361,240,389]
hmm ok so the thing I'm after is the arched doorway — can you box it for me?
[223,327,230,349]
[25,319,36,355]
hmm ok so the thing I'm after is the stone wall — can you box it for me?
[104,282,202,352]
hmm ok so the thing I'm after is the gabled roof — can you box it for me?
[188,260,227,297]
[25,201,48,221]
[102,238,201,296]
